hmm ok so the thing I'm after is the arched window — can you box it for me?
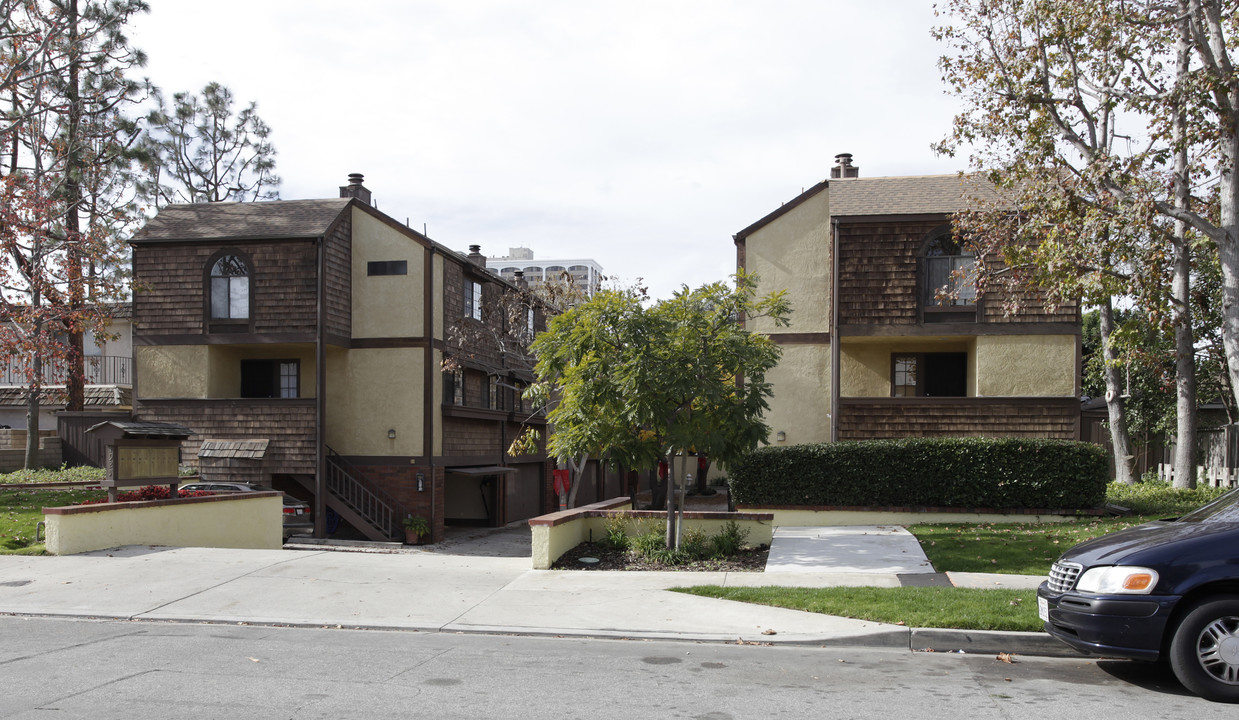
[921,228,975,308]
[210,254,250,319]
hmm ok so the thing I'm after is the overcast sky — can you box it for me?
[129,1,968,299]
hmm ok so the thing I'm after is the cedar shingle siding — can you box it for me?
[837,398,1078,440]
[134,241,318,336]
[137,399,316,474]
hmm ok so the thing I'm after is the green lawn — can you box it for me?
[677,481,1232,631]
[0,486,106,554]
[674,585,1042,631]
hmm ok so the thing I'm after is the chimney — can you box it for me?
[514,270,528,289]
[830,153,859,179]
[340,173,373,205]
[467,244,486,267]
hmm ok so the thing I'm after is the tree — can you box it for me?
[934,0,1237,486]
[141,81,279,207]
[1,0,146,467]
[526,273,790,546]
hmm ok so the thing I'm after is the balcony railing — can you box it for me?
[1,355,132,386]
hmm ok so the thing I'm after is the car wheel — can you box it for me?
[1169,596,1239,703]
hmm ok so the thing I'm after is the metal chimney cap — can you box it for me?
[347,173,365,185]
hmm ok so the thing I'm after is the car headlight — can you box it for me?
[1074,566,1160,594]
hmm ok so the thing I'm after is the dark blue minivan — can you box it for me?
[1038,486,1239,702]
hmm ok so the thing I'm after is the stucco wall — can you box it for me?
[764,344,832,446]
[527,500,774,570]
[136,345,209,398]
[350,208,427,339]
[43,493,283,555]
[975,335,1076,397]
[744,190,831,336]
[840,338,975,397]
[205,344,316,399]
[326,347,425,456]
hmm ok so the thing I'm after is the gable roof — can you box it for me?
[829,174,999,217]
[733,173,1001,241]
[130,198,352,244]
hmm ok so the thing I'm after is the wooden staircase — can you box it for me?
[293,448,409,541]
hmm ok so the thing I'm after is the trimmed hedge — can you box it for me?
[729,438,1109,510]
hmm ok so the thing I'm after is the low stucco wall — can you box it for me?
[43,492,284,555]
[528,497,775,570]
[737,506,1089,527]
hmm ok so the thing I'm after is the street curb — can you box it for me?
[909,628,1086,657]
[3,608,1079,657]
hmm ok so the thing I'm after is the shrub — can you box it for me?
[601,512,632,551]
[1106,479,1230,516]
[0,465,105,485]
[79,485,214,504]
[710,520,750,557]
[679,527,712,560]
[728,438,1109,510]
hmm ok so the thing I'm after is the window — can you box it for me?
[445,369,464,406]
[891,353,967,397]
[210,254,250,320]
[463,280,482,320]
[527,307,535,334]
[922,229,976,308]
[487,376,504,411]
[240,360,299,398]
[367,260,407,276]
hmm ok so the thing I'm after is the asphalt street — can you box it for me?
[0,616,1230,720]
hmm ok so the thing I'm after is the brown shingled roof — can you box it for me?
[734,173,1002,240]
[130,198,352,243]
[829,174,1000,217]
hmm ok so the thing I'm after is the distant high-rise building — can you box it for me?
[487,247,604,297]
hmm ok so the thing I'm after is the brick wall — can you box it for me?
[354,463,445,542]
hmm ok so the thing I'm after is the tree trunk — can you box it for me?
[24,318,43,470]
[664,451,677,550]
[1172,239,1198,489]
[566,453,588,509]
[63,0,86,413]
[1099,299,1137,484]
[1171,15,1197,489]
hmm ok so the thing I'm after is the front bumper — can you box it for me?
[1037,581,1180,661]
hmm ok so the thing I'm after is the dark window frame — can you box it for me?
[204,248,255,333]
[367,260,408,276]
[890,352,969,398]
[918,226,978,323]
[444,368,464,406]
[240,358,300,399]
[463,280,483,321]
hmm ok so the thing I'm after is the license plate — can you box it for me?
[1038,597,1049,622]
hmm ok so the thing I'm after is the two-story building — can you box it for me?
[736,155,1080,444]
[127,175,551,542]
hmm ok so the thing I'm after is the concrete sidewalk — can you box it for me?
[0,530,1066,657]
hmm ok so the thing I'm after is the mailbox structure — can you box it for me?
[86,420,194,502]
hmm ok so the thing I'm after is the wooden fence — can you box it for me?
[1160,424,1239,488]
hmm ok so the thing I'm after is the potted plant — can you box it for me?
[402,514,429,545]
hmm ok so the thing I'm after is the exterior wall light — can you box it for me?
[776,431,786,442]
[387,428,397,440]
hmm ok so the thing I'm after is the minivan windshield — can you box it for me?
[1176,487,1239,523]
